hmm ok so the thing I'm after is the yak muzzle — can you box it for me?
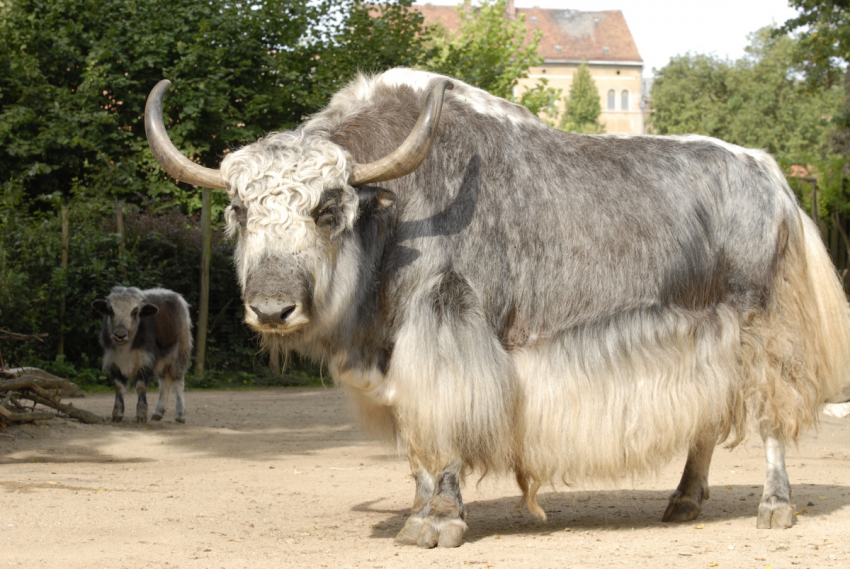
[250,303,297,327]
[245,300,309,333]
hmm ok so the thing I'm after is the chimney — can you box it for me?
[507,0,516,20]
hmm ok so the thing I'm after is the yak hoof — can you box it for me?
[395,515,467,548]
[757,496,794,529]
[111,415,123,423]
[136,415,147,424]
[150,413,163,421]
[175,417,186,424]
[662,490,703,523]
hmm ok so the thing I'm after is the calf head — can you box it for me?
[92,287,158,346]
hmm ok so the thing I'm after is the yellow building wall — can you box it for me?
[516,63,645,135]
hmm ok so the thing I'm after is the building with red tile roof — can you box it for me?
[415,3,646,134]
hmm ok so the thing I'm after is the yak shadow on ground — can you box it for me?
[355,485,850,543]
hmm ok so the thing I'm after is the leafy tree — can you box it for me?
[516,79,561,126]
[780,1,850,159]
[422,0,560,113]
[0,0,427,213]
[558,61,604,133]
[650,27,842,166]
[780,1,850,94]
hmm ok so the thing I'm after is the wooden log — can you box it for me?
[0,377,37,393]
[0,376,59,403]
[5,411,55,422]
[1,368,85,397]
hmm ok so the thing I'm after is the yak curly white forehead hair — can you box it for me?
[220,130,358,248]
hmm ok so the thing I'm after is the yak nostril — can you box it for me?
[278,304,296,323]
[250,304,297,326]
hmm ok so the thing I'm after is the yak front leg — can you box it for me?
[663,429,717,523]
[757,431,794,529]
[395,458,467,548]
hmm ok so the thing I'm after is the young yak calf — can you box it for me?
[92,287,192,423]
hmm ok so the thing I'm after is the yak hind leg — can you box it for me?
[757,431,794,529]
[395,459,467,548]
[515,469,546,521]
[663,430,716,523]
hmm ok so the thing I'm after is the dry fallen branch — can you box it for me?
[20,393,104,425]
[0,329,49,342]
[0,373,102,425]
[3,410,55,423]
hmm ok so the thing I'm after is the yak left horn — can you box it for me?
[145,80,228,189]
[349,79,453,186]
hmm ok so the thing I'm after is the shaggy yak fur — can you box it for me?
[93,287,192,424]
[164,69,850,547]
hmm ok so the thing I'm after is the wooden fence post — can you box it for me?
[58,204,69,357]
[194,187,212,378]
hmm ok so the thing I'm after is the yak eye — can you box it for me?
[131,308,139,318]
[230,203,247,226]
[316,207,335,227]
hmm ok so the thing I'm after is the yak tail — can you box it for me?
[800,214,850,404]
[746,211,850,443]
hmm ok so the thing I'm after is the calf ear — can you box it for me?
[91,299,108,315]
[140,304,159,318]
[357,187,396,212]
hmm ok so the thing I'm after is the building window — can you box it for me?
[607,90,615,110]
[621,90,629,110]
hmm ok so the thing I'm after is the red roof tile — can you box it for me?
[414,5,642,64]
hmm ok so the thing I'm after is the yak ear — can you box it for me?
[357,187,396,212]
[375,189,396,211]
[140,304,159,318]
[91,299,108,315]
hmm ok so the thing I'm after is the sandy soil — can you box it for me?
[1,388,849,568]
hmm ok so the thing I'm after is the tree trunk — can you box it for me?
[194,187,212,378]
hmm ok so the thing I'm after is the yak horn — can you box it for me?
[145,80,228,189]
[349,79,453,186]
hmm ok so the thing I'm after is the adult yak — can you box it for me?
[145,69,850,547]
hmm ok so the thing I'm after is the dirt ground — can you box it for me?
[1,388,849,569]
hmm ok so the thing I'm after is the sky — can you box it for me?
[413,0,802,75]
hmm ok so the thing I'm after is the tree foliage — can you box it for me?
[780,1,850,91]
[0,0,427,213]
[650,27,842,165]
[422,0,560,114]
[558,62,604,134]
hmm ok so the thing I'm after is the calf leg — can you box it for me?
[151,376,173,421]
[173,377,186,424]
[395,457,466,548]
[112,380,126,423]
[757,431,794,529]
[135,375,151,424]
[663,429,717,522]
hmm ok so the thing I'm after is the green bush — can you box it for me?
[0,192,320,388]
